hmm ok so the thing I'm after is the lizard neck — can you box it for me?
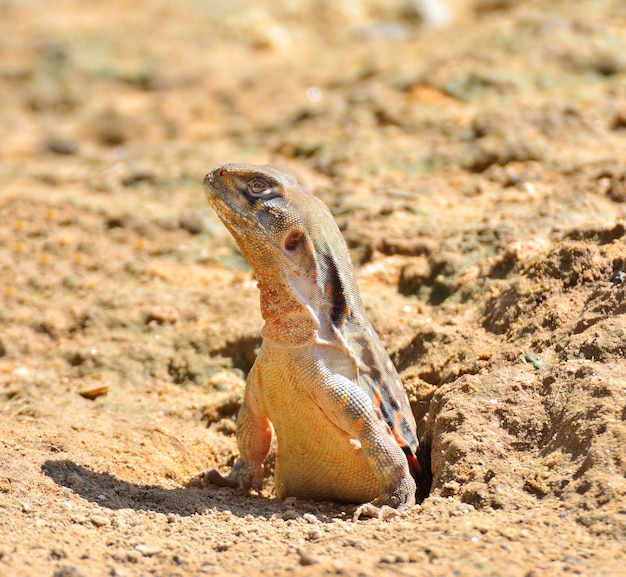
[256,276,321,346]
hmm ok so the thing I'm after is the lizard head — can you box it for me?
[203,162,358,336]
[203,162,323,270]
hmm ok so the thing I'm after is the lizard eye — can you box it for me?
[247,177,272,197]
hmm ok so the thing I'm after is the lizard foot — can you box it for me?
[353,475,416,521]
[352,502,406,522]
[188,459,264,493]
[188,469,240,489]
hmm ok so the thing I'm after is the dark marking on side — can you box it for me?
[376,393,395,432]
[320,250,348,329]
[387,395,400,412]
[368,364,381,383]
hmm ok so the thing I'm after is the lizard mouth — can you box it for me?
[203,175,256,234]
[222,195,250,221]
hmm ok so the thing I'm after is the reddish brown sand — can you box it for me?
[1,1,625,575]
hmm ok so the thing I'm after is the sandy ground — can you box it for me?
[1,0,625,575]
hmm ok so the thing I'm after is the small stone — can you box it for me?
[134,544,161,557]
[179,212,205,235]
[53,565,85,577]
[121,169,156,187]
[297,548,319,566]
[45,138,79,155]
[281,509,299,521]
[425,547,441,560]
[22,502,32,513]
[441,481,460,496]
[302,513,319,524]
[90,514,110,527]
[125,551,139,563]
[343,538,366,550]
[408,551,429,564]
[306,527,324,541]
[380,551,409,564]
[51,547,67,559]
[146,305,180,326]
[78,385,109,401]
[608,180,626,203]
[66,473,84,487]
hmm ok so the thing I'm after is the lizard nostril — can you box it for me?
[284,230,303,251]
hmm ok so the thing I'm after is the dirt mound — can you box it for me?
[411,223,626,532]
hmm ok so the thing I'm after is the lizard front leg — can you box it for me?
[314,372,417,518]
[193,365,272,493]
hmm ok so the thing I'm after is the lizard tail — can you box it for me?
[404,446,432,502]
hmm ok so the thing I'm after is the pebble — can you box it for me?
[134,544,161,557]
[179,212,205,235]
[50,546,67,559]
[52,565,86,577]
[125,551,139,563]
[45,138,79,155]
[78,385,109,400]
[147,305,180,326]
[281,509,299,521]
[306,527,324,541]
[297,547,319,566]
[379,551,409,564]
[90,514,110,527]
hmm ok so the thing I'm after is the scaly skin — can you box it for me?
[198,162,431,518]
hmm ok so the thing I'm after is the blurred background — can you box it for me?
[2,0,625,209]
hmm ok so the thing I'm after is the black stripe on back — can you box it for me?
[320,250,348,329]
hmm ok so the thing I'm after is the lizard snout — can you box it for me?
[202,171,215,187]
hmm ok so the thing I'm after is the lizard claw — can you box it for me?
[189,460,264,493]
[353,502,405,522]
[352,483,414,521]
[230,459,264,492]
[189,468,240,489]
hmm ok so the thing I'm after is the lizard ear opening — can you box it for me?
[284,230,304,251]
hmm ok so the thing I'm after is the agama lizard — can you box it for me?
[198,162,431,519]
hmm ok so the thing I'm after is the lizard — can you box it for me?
[197,162,431,519]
